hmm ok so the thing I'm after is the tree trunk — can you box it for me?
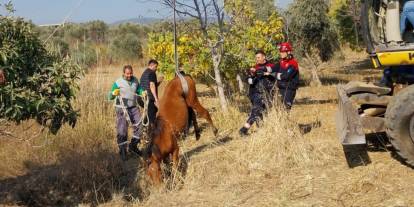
[211,46,228,112]
[236,74,244,93]
[305,53,322,87]
[352,0,359,46]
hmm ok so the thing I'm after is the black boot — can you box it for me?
[119,145,128,161]
[129,138,142,157]
[239,127,249,136]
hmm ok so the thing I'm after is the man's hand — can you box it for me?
[248,78,254,85]
[141,90,147,97]
[266,66,272,72]
[158,76,164,83]
[276,73,282,80]
[112,89,120,96]
[154,100,159,108]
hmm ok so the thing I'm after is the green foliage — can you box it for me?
[85,20,108,44]
[252,0,276,20]
[147,31,208,80]
[0,17,83,134]
[223,11,284,81]
[147,0,284,88]
[109,23,149,39]
[1,0,15,14]
[35,21,148,67]
[109,24,144,63]
[45,37,70,58]
[331,0,363,49]
[70,41,98,67]
[288,0,339,61]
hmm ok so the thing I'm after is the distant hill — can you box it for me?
[111,17,163,25]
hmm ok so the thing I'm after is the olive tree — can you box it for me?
[287,0,339,86]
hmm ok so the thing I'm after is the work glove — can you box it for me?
[141,90,147,97]
[276,73,282,81]
[248,77,254,85]
[112,89,120,96]
[266,66,272,73]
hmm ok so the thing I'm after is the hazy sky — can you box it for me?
[1,0,293,25]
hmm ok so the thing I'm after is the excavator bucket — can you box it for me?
[335,85,366,145]
[336,84,371,167]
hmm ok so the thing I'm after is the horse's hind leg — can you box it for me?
[185,77,217,136]
[189,107,201,140]
[188,100,218,136]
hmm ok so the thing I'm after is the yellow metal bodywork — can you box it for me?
[371,50,414,68]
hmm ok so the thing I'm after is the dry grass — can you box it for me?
[1,50,414,206]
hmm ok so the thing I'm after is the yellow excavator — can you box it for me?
[336,0,414,167]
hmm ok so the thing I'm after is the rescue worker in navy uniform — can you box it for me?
[275,42,299,110]
[239,50,277,136]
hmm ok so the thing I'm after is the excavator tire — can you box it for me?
[385,85,414,167]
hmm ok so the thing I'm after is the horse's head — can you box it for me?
[147,155,162,185]
[139,118,164,161]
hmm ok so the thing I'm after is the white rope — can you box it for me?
[43,0,86,44]
[115,94,150,128]
[172,0,189,96]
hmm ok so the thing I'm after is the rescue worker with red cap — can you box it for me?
[275,42,299,110]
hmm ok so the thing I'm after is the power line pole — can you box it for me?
[173,0,179,72]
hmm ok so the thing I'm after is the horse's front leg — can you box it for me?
[172,146,179,172]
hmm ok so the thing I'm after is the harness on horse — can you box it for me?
[176,72,189,97]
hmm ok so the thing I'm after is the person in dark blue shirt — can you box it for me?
[401,0,414,36]
[378,65,414,88]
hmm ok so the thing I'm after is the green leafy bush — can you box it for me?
[0,16,83,134]
[109,33,143,63]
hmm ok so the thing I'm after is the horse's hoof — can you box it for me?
[213,128,218,136]
[195,134,201,141]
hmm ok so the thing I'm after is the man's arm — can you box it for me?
[108,82,119,100]
[157,76,164,87]
[278,66,298,81]
[255,64,279,76]
[150,81,158,104]
[136,82,144,96]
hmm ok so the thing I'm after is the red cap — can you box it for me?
[278,42,293,52]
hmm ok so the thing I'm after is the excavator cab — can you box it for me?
[362,0,414,67]
[336,0,414,167]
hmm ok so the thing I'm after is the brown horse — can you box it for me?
[147,75,218,185]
